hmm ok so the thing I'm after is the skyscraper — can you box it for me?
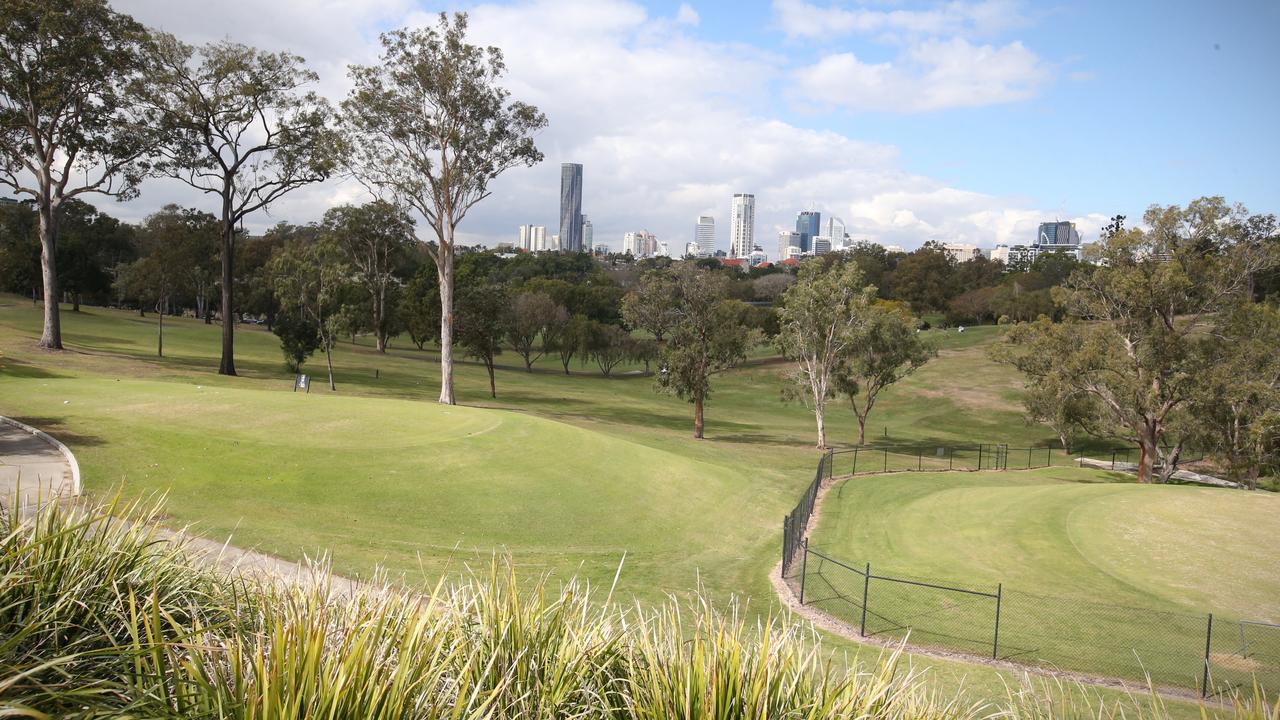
[729,194,755,258]
[695,216,715,256]
[777,231,802,260]
[519,225,546,252]
[582,215,593,251]
[796,211,821,253]
[824,216,846,247]
[559,163,583,252]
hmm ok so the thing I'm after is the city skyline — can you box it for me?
[84,0,1279,256]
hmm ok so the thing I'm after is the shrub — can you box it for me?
[272,311,321,371]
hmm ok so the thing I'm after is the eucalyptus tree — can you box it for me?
[322,201,415,352]
[997,200,1278,483]
[0,0,155,349]
[777,260,876,448]
[270,237,350,392]
[834,302,934,445]
[658,264,755,439]
[341,13,547,404]
[141,36,339,375]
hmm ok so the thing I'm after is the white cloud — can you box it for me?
[675,3,700,26]
[98,0,1092,256]
[792,38,1049,112]
[773,0,1029,41]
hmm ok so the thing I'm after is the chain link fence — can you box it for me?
[782,449,1278,698]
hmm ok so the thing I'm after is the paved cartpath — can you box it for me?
[0,417,357,595]
[0,419,76,512]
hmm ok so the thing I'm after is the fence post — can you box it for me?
[883,448,888,473]
[828,449,834,479]
[860,562,871,637]
[949,447,954,470]
[853,447,858,475]
[993,583,1003,659]
[918,449,922,471]
[978,444,983,470]
[782,515,790,572]
[799,539,809,604]
[1028,447,1033,469]
[1111,450,1117,470]
[1202,613,1214,699]
[1047,447,1052,467]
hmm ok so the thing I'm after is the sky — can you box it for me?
[104,0,1280,256]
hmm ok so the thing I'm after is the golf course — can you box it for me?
[2,294,1276,713]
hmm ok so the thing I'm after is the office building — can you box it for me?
[559,163,583,252]
[623,230,659,257]
[550,234,560,251]
[519,224,547,252]
[942,243,981,262]
[795,211,821,253]
[812,236,832,255]
[824,216,846,246]
[729,193,755,258]
[582,215,593,251]
[695,215,716,257]
[777,231,802,261]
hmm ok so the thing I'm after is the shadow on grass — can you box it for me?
[7,416,108,447]
[0,356,69,379]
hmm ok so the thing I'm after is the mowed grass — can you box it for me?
[0,297,1246,715]
[805,467,1280,691]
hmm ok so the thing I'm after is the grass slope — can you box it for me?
[806,467,1280,690]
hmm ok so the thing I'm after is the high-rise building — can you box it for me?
[1039,221,1081,247]
[684,241,700,257]
[695,215,716,257]
[550,234,560,251]
[777,231,802,261]
[623,230,659,257]
[519,224,547,252]
[796,211,821,253]
[942,243,981,262]
[824,216,846,246]
[812,236,832,255]
[729,194,755,258]
[582,215,593,251]
[559,163,583,252]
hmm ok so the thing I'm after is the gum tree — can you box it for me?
[834,302,934,446]
[776,260,876,448]
[342,13,546,405]
[658,264,755,439]
[141,36,338,375]
[323,201,415,353]
[0,0,155,349]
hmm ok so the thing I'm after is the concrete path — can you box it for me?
[0,417,78,512]
[0,415,357,595]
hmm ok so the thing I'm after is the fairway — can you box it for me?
[0,296,1263,714]
[803,467,1280,691]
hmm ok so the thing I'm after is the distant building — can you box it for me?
[1039,221,1081,247]
[720,258,748,272]
[746,247,768,265]
[785,245,804,260]
[991,244,1010,264]
[550,234,560,251]
[777,231,802,261]
[795,211,821,253]
[695,215,716,257]
[623,230,659,257]
[519,224,547,252]
[684,241,701,258]
[559,163,583,252]
[729,194,755,258]
[812,236,832,255]
[942,243,981,262]
[582,215,593,251]
[824,216,847,247]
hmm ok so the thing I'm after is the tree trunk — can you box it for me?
[1136,432,1157,484]
[487,359,496,398]
[157,299,164,357]
[1156,441,1182,484]
[218,213,237,376]
[693,393,705,439]
[73,292,81,312]
[36,199,62,350]
[437,243,456,405]
[856,413,867,445]
[374,290,387,353]
[814,401,827,449]
[325,340,335,391]
[204,296,213,324]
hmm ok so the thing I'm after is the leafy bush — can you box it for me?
[272,311,321,372]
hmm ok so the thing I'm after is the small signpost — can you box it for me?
[294,374,310,393]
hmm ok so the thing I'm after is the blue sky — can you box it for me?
[114,0,1279,254]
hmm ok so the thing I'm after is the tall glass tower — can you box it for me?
[796,211,821,253]
[559,163,583,252]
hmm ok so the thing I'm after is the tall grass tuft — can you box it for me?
[2,496,1274,719]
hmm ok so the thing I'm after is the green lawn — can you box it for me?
[0,297,1249,715]
[804,467,1280,693]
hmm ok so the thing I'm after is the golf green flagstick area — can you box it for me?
[2,296,1276,716]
